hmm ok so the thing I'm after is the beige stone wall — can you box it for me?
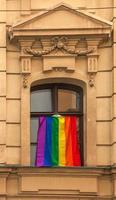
[111,0,116,165]
[0,167,115,200]
[6,42,21,164]
[0,0,116,199]
[96,47,112,165]
[4,0,114,167]
[0,0,6,164]
[30,0,113,20]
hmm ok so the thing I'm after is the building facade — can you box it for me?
[0,0,116,199]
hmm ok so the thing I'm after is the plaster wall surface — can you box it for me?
[0,0,116,199]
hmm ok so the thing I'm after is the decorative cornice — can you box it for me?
[24,37,94,57]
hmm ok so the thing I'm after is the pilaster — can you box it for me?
[19,40,33,165]
[85,41,99,165]
[0,0,6,164]
[111,0,116,165]
[86,85,97,165]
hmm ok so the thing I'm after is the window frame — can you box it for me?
[30,83,84,166]
[31,83,83,115]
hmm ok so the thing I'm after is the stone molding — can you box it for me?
[21,37,99,87]
[8,4,112,88]
[18,37,97,88]
[0,166,116,199]
[8,4,112,39]
[23,37,95,78]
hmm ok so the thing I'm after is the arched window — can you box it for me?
[30,83,83,166]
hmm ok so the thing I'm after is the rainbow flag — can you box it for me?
[35,116,81,167]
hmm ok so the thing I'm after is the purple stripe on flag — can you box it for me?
[35,116,46,167]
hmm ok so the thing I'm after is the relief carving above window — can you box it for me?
[24,37,94,57]
[19,37,99,88]
[8,4,112,88]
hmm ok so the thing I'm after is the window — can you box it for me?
[31,83,83,166]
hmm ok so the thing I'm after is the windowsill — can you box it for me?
[0,164,112,169]
[1,165,116,176]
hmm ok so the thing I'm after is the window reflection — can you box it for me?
[58,89,80,112]
[31,89,52,112]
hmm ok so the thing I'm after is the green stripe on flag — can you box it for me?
[52,117,59,166]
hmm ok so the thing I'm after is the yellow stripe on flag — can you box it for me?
[59,116,66,166]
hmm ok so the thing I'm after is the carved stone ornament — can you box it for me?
[8,26,14,40]
[20,56,32,88]
[22,74,31,88]
[24,37,94,57]
[87,53,99,87]
[88,73,95,87]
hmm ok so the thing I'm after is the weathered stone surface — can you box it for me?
[7,52,20,73]
[7,75,21,98]
[0,97,6,120]
[97,146,110,165]
[0,0,115,199]
[0,72,6,96]
[0,48,6,71]
[7,100,20,123]
[97,98,111,121]
[6,147,20,164]
[20,175,97,193]
[0,0,6,22]
[0,24,6,46]
[96,71,112,96]
[0,122,6,144]
[6,124,20,146]
[0,176,6,194]
[97,122,111,144]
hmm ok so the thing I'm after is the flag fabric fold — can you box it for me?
[35,115,81,167]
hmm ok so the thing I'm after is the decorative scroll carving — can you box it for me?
[24,37,94,57]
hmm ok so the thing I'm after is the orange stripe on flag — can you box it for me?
[65,116,73,166]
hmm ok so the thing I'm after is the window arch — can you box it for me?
[30,83,83,166]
